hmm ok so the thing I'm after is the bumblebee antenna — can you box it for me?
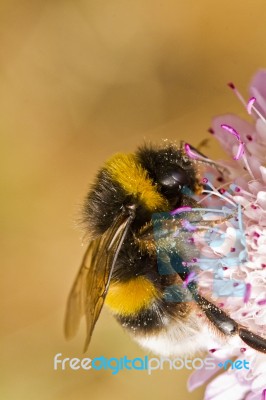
[183,143,230,176]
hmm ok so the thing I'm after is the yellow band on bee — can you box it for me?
[105,276,160,316]
[105,153,168,211]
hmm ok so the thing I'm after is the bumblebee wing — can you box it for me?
[64,208,135,352]
[64,239,99,341]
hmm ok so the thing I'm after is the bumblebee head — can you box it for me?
[83,142,200,236]
[136,143,199,207]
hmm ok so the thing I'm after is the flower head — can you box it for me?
[187,70,266,400]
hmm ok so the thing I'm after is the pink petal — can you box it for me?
[212,114,255,156]
[257,191,266,209]
[255,119,266,140]
[249,70,266,115]
[246,141,266,159]
[259,166,266,183]
[187,363,221,392]
[246,156,264,180]
[246,392,262,400]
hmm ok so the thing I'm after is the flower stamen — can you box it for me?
[221,124,241,141]
[247,97,256,114]
[228,81,266,123]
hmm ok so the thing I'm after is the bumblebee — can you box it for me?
[65,142,266,356]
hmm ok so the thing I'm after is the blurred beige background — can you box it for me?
[1,1,266,399]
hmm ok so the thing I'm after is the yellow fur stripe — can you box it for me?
[105,153,168,211]
[105,276,160,316]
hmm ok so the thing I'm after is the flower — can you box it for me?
[187,70,266,400]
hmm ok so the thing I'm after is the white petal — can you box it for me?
[260,166,266,184]
[204,372,250,400]
[257,191,266,209]
[251,373,266,391]
[249,181,264,195]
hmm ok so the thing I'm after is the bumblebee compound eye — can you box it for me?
[158,168,189,190]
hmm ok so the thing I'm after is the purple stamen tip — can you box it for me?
[228,82,235,90]
[170,206,192,216]
[182,271,197,287]
[208,127,215,134]
[181,219,197,232]
[258,299,266,306]
[244,283,252,303]
[247,96,256,115]
[233,141,245,160]
[184,143,200,160]
[221,124,241,141]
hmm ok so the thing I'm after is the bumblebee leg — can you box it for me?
[195,294,238,336]
[238,328,266,353]
[195,294,266,353]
